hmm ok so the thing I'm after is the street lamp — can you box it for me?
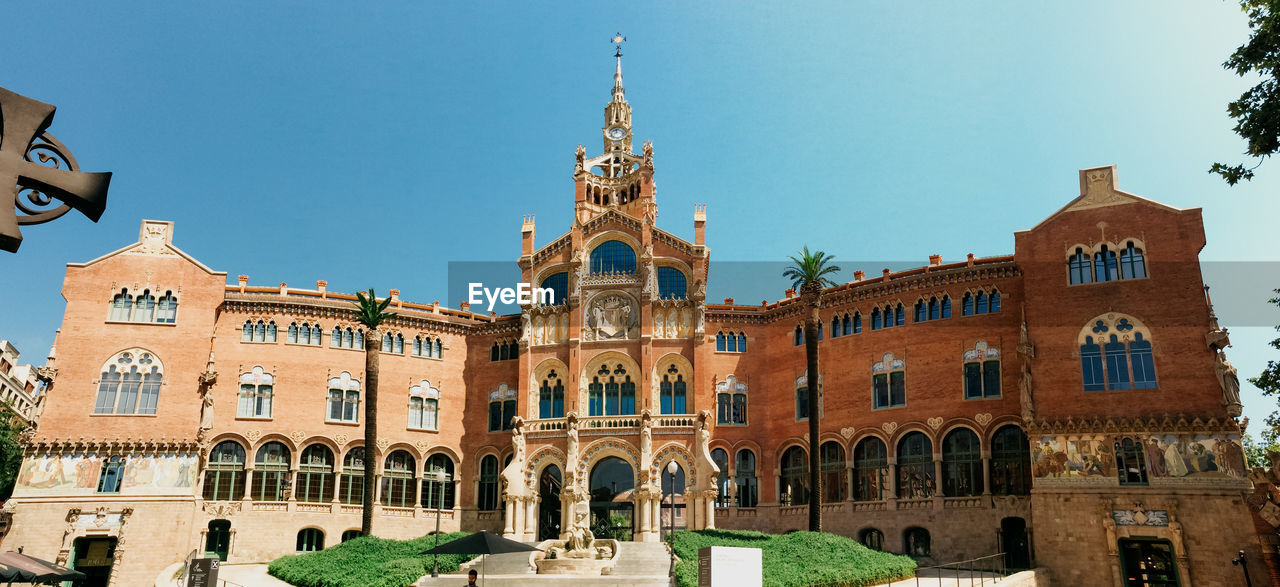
[666,460,678,579]
[429,468,452,578]
[1233,550,1253,587]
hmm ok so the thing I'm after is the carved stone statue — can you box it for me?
[692,279,706,302]
[642,140,654,167]
[695,410,720,490]
[565,413,580,485]
[61,521,77,553]
[1019,361,1035,423]
[500,417,527,498]
[575,144,586,174]
[639,410,654,480]
[1215,349,1243,415]
[563,504,596,556]
[521,311,532,343]
[694,304,706,337]
[198,389,215,441]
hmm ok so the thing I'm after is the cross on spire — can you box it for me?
[612,32,626,57]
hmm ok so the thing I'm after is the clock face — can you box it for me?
[607,127,626,140]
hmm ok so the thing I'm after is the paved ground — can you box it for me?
[211,563,293,586]
[879,568,1005,586]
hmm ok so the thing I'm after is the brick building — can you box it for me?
[0,54,1263,586]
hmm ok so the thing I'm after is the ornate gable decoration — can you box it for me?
[715,375,746,395]
[239,366,273,386]
[410,379,440,399]
[872,352,904,373]
[963,341,1000,361]
[328,371,360,391]
[489,383,517,401]
[1070,166,1136,211]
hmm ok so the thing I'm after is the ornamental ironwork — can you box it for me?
[0,86,111,252]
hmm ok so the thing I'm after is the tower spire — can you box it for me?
[612,33,626,103]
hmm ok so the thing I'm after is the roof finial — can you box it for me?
[611,32,626,101]
[612,32,626,58]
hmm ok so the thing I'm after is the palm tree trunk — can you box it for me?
[805,295,822,532]
[361,333,379,536]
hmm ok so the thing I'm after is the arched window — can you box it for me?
[296,528,324,553]
[872,353,905,409]
[133,290,156,322]
[409,380,440,430]
[327,372,360,423]
[897,432,934,499]
[657,267,687,299]
[1080,316,1158,391]
[726,331,737,352]
[793,324,803,346]
[477,455,501,511]
[244,321,256,342]
[97,456,126,494]
[1068,248,1094,285]
[488,384,518,430]
[853,312,862,333]
[871,307,882,330]
[203,441,245,501]
[586,364,635,417]
[976,291,988,314]
[905,527,931,557]
[237,367,274,418]
[738,332,747,352]
[991,426,1031,496]
[433,338,443,358]
[1119,242,1147,279]
[715,376,747,426]
[660,364,687,415]
[860,528,884,551]
[735,449,758,507]
[711,448,731,507]
[963,342,1001,400]
[93,350,163,415]
[422,454,456,509]
[254,320,266,342]
[1095,245,1119,282]
[780,446,809,506]
[1115,438,1148,486]
[853,437,888,502]
[381,451,416,507]
[941,296,952,318]
[310,323,322,345]
[109,289,133,321]
[538,370,565,419]
[339,448,365,505]
[942,428,982,497]
[156,291,178,323]
[589,240,637,274]
[715,332,725,351]
[297,445,334,503]
[252,442,290,501]
[540,272,569,305]
[989,290,1001,313]
[820,441,846,502]
[914,300,926,323]
[894,304,905,326]
[928,297,939,320]
[842,314,852,336]
[962,292,974,316]
[341,530,360,542]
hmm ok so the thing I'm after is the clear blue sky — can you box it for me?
[2,3,1278,427]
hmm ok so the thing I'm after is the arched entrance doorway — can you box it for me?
[70,536,117,587]
[1001,517,1031,569]
[205,519,231,561]
[538,465,562,541]
[589,457,634,541]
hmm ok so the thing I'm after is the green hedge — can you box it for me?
[671,529,917,587]
[268,532,470,587]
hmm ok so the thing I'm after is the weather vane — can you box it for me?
[612,32,626,57]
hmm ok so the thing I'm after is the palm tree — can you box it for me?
[353,288,394,536]
[783,246,840,532]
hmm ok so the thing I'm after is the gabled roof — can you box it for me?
[68,219,223,275]
[1019,165,1190,233]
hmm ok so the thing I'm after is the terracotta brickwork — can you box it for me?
[0,65,1261,587]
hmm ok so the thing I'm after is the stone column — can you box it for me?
[503,498,516,536]
[884,457,897,505]
[637,490,652,542]
[523,496,537,541]
[981,450,992,497]
[703,489,716,529]
[331,471,342,505]
[242,467,254,501]
[931,453,944,508]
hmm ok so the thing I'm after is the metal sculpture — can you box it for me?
[0,86,111,252]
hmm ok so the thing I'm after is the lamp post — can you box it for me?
[1233,550,1253,587]
[429,468,452,578]
[666,460,678,580]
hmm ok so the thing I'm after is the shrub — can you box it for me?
[267,532,470,587]
[671,529,916,587]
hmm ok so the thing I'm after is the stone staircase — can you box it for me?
[415,540,673,586]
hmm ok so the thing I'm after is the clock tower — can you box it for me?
[573,42,656,223]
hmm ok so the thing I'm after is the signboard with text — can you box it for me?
[698,545,762,587]
[187,557,220,587]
